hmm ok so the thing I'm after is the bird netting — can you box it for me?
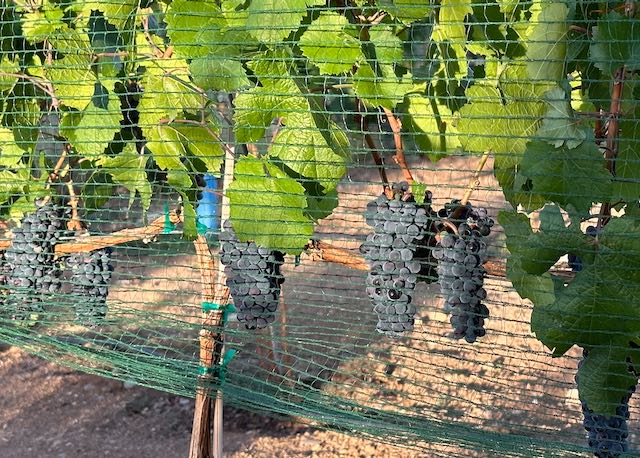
[1,1,640,457]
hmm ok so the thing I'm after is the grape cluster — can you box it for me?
[66,248,113,325]
[360,182,432,337]
[220,221,284,329]
[2,204,68,321]
[578,353,635,457]
[432,201,493,343]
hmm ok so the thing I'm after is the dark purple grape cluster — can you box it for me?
[360,182,432,337]
[2,204,68,322]
[578,352,634,458]
[66,248,113,325]
[432,201,493,343]
[220,221,284,329]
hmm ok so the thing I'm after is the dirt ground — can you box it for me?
[0,345,426,458]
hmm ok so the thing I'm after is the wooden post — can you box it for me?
[189,146,235,458]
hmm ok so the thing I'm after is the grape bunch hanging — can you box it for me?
[360,182,433,337]
[66,248,114,325]
[220,221,284,330]
[433,200,493,343]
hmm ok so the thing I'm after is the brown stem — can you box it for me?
[382,107,414,184]
[460,151,491,206]
[65,180,83,232]
[355,101,390,195]
[141,16,165,58]
[597,66,626,230]
[0,72,59,108]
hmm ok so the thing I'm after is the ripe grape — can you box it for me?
[66,248,113,325]
[434,200,493,343]
[2,204,68,322]
[220,221,284,329]
[360,182,433,337]
[577,352,634,457]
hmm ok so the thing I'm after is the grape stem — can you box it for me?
[460,151,491,206]
[597,66,626,231]
[355,100,390,195]
[382,107,414,185]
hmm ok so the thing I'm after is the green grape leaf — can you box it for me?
[0,57,19,93]
[590,12,640,76]
[144,124,192,189]
[612,117,640,203]
[269,126,347,191]
[4,97,40,150]
[517,140,613,214]
[406,93,460,160]
[46,54,96,111]
[190,57,251,92]
[233,86,307,143]
[457,84,545,167]
[138,58,205,127]
[305,188,339,222]
[171,123,224,175]
[529,217,640,359]
[82,172,114,210]
[499,206,587,276]
[227,156,313,254]
[299,11,363,75]
[63,91,123,159]
[246,0,307,44]
[181,196,198,239]
[369,25,403,65]
[378,0,433,24]
[536,87,587,149]
[221,0,250,28]
[166,0,238,59]
[353,63,416,109]
[578,342,640,416]
[412,182,428,204]
[81,0,137,30]
[0,127,25,167]
[98,143,151,211]
[20,5,65,44]
[525,0,569,92]
[435,0,472,70]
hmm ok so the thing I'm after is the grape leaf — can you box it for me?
[144,124,192,189]
[20,4,65,44]
[190,57,251,92]
[378,0,433,24]
[499,206,588,275]
[0,56,19,93]
[171,123,224,175]
[227,156,313,254]
[98,143,151,211]
[64,90,123,159]
[536,87,587,149]
[221,0,250,28]
[525,0,569,92]
[138,58,205,127]
[46,54,96,111]
[81,0,137,30]
[578,341,640,416]
[435,0,472,72]
[353,63,416,109]
[368,25,403,65]
[530,217,640,357]
[165,0,238,59]
[299,11,363,75]
[517,140,613,214]
[305,188,338,222]
[246,0,307,44]
[457,84,545,168]
[233,86,307,143]
[0,127,25,167]
[590,12,640,76]
[406,93,460,160]
[269,126,346,191]
[612,116,640,203]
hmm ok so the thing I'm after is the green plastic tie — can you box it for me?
[196,218,208,235]
[201,302,237,325]
[197,349,237,383]
[162,203,177,234]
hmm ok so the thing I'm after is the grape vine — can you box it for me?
[0,0,639,454]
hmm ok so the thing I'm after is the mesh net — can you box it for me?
[1,1,639,456]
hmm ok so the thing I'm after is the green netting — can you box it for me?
[1,1,640,456]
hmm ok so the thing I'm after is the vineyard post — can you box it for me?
[189,146,235,458]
